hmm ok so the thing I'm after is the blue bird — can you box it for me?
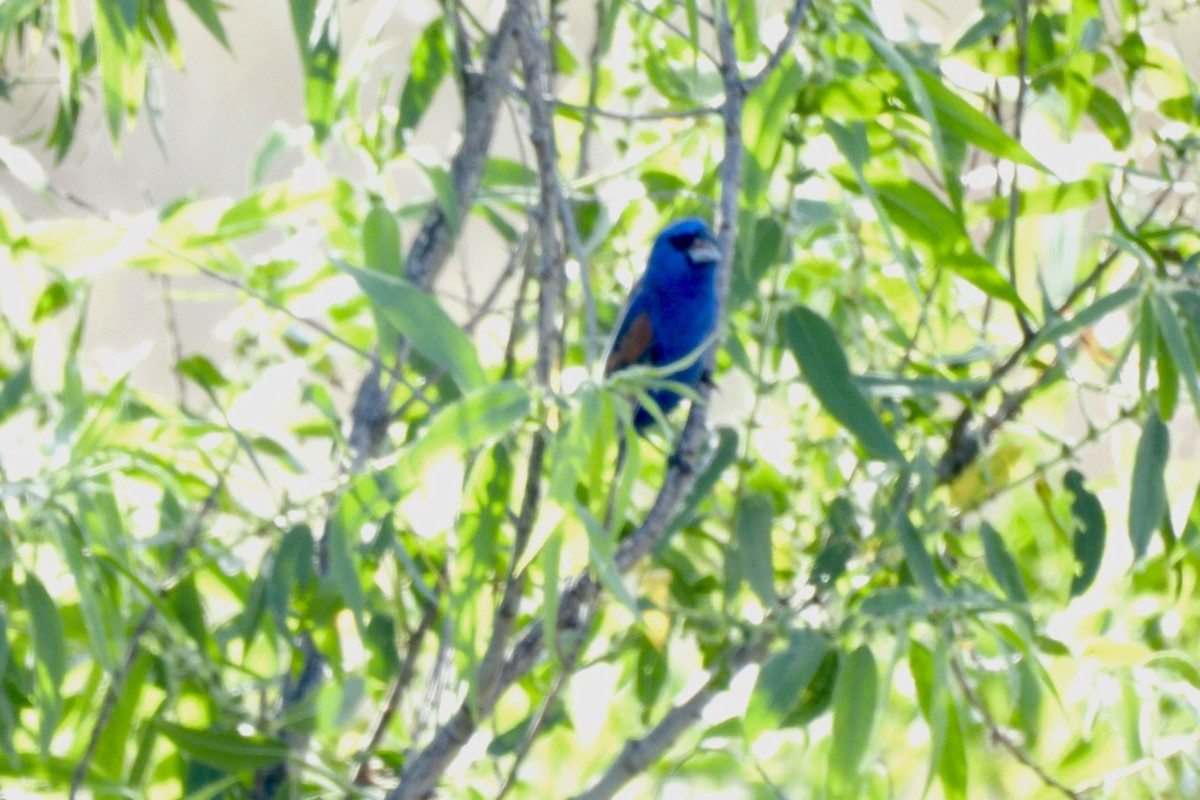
[604,218,721,429]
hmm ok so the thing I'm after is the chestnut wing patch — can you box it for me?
[604,310,655,376]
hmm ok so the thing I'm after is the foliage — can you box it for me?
[2,0,1200,798]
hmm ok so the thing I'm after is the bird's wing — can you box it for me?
[603,284,655,377]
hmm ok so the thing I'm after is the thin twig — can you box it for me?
[1006,0,1033,339]
[556,99,719,122]
[157,274,190,412]
[743,0,810,92]
[950,656,1085,799]
[350,600,438,786]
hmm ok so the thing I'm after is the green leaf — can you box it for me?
[910,641,967,800]
[53,522,117,669]
[22,573,66,693]
[181,0,230,49]
[854,22,960,211]
[579,502,640,619]
[1029,285,1140,352]
[977,178,1106,218]
[337,260,485,390]
[1064,469,1106,597]
[733,493,776,606]
[1129,409,1169,561]
[156,720,288,770]
[781,307,906,463]
[392,381,530,493]
[1153,293,1200,415]
[178,354,229,391]
[979,522,1028,605]
[92,0,144,142]
[288,0,339,141]
[828,644,877,799]
[0,360,31,424]
[898,516,944,598]
[328,499,365,633]
[395,18,451,150]
[914,69,1045,169]
[1088,87,1132,149]
[870,178,1029,313]
[362,202,404,355]
[744,630,829,741]
[855,373,991,397]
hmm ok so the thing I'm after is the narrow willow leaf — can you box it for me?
[156,720,288,770]
[978,177,1105,217]
[52,522,116,669]
[94,652,150,775]
[1088,87,1132,149]
[579,504,640,618]
[915,69,1045,169]
[733,493,776,606]
[855,372,991,397]
[0,360,31,424]
[22,574,66,693]
[395,18,451,150]
[362,203,403,278]
[854,22,960,211]
[781,307,906,463]
[828,644,877,799]
[288,0,339,141]
[182,0,230,49]
[1030,285,1140,352]
[744,630,828,741]
[870,178,1029,313]
[1129,409,1169,561]
[979,522,1028,604]
[399,382,529,486]
[92,0,143,142]
[898,516,944,598]
[1153,293,1200,414]
[328,500,366,633]
[1065,469,1106,597]
[337,260,485,390]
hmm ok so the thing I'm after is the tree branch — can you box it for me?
[570,635,771,800]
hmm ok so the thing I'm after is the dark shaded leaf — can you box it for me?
[1065,469,1106,597]
[781,307,905,463]
[1129,409,1169,561]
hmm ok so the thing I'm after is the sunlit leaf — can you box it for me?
[396,18,452,150]
[337,260,485,390]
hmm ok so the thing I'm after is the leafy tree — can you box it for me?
[2,0,1199,798]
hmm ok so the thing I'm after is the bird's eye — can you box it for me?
[669,233,695,250]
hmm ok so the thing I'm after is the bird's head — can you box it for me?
[655,218,720,269]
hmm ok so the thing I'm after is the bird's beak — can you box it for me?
[688,238,721,264]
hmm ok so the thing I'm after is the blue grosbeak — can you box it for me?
[604,218,721,429]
